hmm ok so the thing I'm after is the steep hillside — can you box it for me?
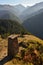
[0,4,25,16]
[0,10,21,22]
[14,4,25,15]
[19,2,43,21]
[0,19,26,38]
[23,11,43,39]
[0,5,27,38]
[0,5,18,16]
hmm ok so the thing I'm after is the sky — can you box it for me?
[0,0,43,7]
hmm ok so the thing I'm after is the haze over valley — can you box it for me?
[0,2,43,39]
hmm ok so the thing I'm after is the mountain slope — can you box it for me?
[0,5,27,37]
[0,9,23,24]
[0,19,26,38]
[0,4,25,16]
[14,4,25,15]
[0,5,17,16]
[22,11,43,39]
[20,2,43,21]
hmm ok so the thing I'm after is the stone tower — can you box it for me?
[8,35,19,57]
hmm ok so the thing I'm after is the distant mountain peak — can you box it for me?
[36,2,43,5]
[32,2,43,7]
[14,4,25,8]
[19,2,43,21]
[14,4,26,15]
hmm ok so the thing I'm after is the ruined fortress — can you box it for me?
[8,35,19,57]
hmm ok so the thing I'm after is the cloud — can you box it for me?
[0,0,43,6]
[14,0,43,6]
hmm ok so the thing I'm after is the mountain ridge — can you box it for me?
[22,11,43,39]
[19,2,43,21]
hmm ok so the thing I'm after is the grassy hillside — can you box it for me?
[0,35,42,65]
